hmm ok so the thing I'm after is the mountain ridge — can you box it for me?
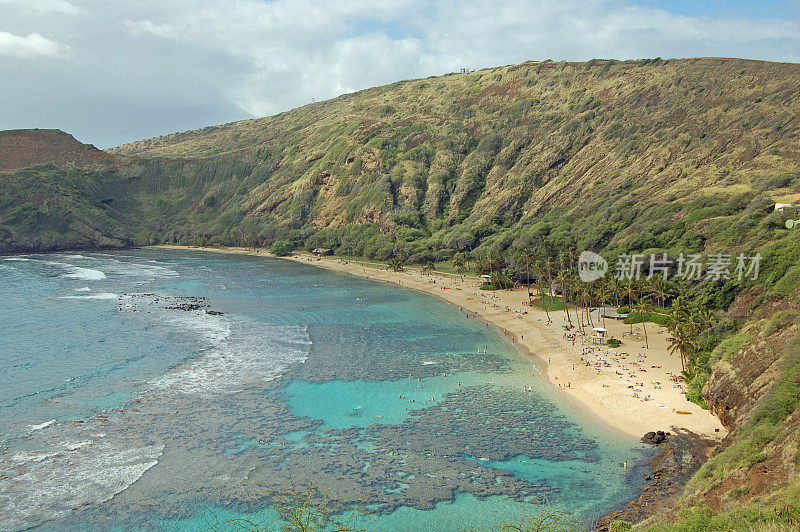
[105,57,800,264]
[0,128,125,173]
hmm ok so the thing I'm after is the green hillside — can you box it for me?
[110,57,799,263]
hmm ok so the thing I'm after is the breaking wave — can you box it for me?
[150,310,311,396]
[0,431,163,532]
[62,266,107,281]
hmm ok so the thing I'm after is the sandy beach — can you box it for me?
[155,245,727,441]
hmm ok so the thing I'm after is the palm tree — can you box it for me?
[623,278,636,334]
[665,296,716,374]
[542,255,557,309]
[555,266,573,326]
[584,282,594,327]
[474,255,489,275]
[666,324,695,372]
[596,281,611,329]
[608,275,623,308]
[650,276,669,309]
[579,282,593,330]
[491,269,512,290]
[634,296,652,349]
[628,279,639,305]
[487,251,503,275]
[536,275,552,324]
[453,254,468,281]
[520,248,538,305]
[387,256,404,272]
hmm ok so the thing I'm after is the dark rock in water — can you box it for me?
[598,429,719,531]
[119,294,212,313]
[206,310,224,316]
[642,430,667,445]
[164,303,203,311]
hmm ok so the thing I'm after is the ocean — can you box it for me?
[0,249,651,531]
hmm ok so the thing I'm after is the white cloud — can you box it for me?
[0,0,81,15]
[0,0,797,147]
[0,31,65,57]
[124,19,179,39]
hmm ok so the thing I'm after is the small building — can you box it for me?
[481,274,492,283]
[775,195,800,212]
[591,327,608,345]
[311,248,332,256]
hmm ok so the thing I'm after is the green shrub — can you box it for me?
[728,485,750,499]
[609,520,632,532]
[686,389,709,410]
[751,332,800,426]
[772,265,800,297]
[763,310,799,337]
[617,305,631,314]
[685,364,711,409]
[270,240,295,256]
[713,331,752,362]
[608,338,622,348]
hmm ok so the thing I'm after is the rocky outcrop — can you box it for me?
[597,430,717,530]
[0,129,127,173]
[641,430,668,445]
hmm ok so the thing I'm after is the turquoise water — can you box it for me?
[0,250,652,531]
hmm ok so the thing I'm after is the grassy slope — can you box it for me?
[0,163,134,252]
[111,58,800,263]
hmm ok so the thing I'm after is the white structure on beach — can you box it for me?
[591,327,608,345]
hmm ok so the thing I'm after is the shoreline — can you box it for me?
[152,245,727,443]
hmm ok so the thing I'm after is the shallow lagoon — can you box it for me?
[0,249,651,531]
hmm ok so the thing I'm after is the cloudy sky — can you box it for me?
[1,0,798,148]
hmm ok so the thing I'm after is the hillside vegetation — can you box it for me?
[111,57,800,264]
[3,57,800,529]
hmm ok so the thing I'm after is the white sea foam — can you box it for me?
[63,266,107,280]
[60,292,118,300]
[0,434,163,531]
[2,257,29,261]
[75,287,92,292]
[27,420,56,431]
[149,310,310,396]
[103,259,179,279]
[27,258,108,280]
